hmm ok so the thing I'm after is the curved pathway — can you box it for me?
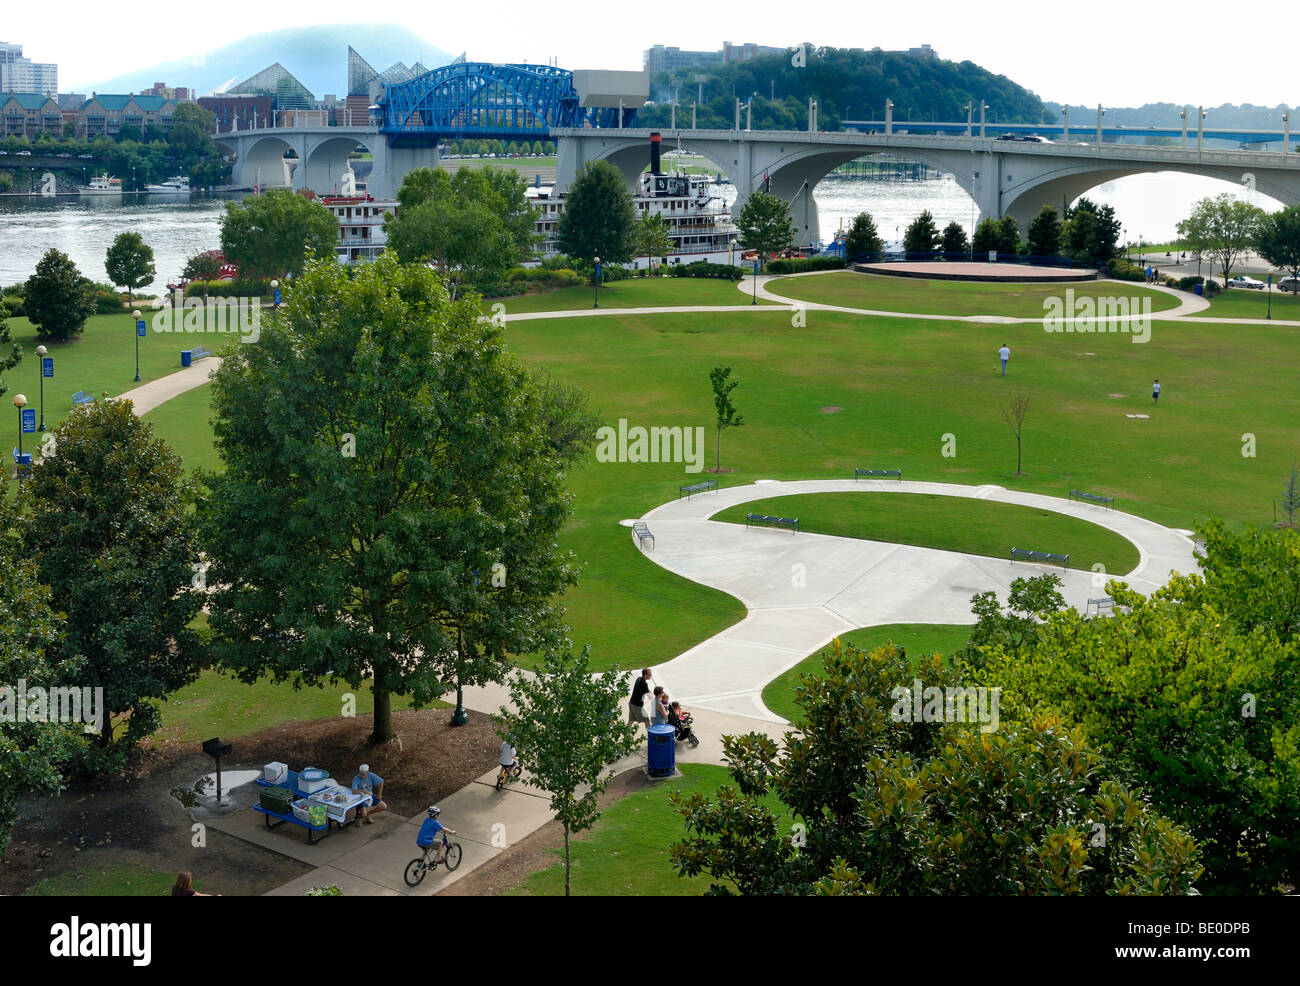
[634,479,1198,723]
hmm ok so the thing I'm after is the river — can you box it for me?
[0,171,1281,293]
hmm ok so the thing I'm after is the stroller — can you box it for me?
[668,705,700,747]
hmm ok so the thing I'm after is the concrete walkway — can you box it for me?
[635,479,1197,721]
[116,358,221,415]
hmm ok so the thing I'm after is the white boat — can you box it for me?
[145,176,191,194]
[526,133,740,269]
[78,174,122,196]
[319,192,398,264]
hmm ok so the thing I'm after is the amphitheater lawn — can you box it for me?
[764,269,1180,317]
[761,623,972,723]
[713,492,1140,574]
[1199,287,1300,319]
[143,299,1299,671]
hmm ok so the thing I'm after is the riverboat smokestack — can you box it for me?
[650,131,662,175]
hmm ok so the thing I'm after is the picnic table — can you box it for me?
[309,785,372,825]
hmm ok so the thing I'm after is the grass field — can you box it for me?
[24,863,181,897]
[509,763,787,896]
[484,276,773,315]
[141,381,218,473]
[765,270,1181,317]
[151,669,431,745]
[713,492,1140,574]
[1201,287,1300,319]
[761,623,972,722]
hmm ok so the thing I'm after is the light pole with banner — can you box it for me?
[1268,272,1273,319]
[271,279,281,310]
[14,393,34,491]
[593,257,600,309]
[133,309,144,382]
[36,344,50,431]
[752,258,758,305]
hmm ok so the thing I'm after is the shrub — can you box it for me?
[504,267,583,289]
[766,256,846,274]
[668,261,745,281]
[1104,259,1147,282]
[1,295,24,318]
[182,278,272,299]
[89,283,128,315]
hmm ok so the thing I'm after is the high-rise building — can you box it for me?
[0,41,58,97]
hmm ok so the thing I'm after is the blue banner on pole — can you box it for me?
[21,408,36,433]
[42,357,53,378]
[274,289,281,305]
[136,319,146,337]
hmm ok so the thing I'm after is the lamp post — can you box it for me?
[132,308,142,382]
[35,345,48,431]
[752,258,758,305]
[1268,271,1273,319]
[271,278,280,310]
[592,257,600,308]
[13,393,27,492]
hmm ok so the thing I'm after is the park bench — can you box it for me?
[1011,546,1070,569]
[180,346,212,368]
[746,512,800,534]
[1087,596,1115,616]
[855,468,902,481]
[1069,489,1114,510]
[71,391,94,407]
[633,521,655,550]
[679,479,718,500]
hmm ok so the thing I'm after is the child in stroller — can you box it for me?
[668,701,700,747]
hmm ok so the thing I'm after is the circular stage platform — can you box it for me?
[855,261,1098,283]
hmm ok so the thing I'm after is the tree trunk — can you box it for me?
[564,826,571,897]
[716,426,722,472]
[1016,434,1022,475]
[371,685,393,743]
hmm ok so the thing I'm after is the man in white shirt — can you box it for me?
[998,344,1011,376]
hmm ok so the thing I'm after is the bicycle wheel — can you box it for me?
[495,769,505,792]
[403,857,428,887]
[444,842,463,871]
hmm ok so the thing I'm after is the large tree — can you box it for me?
[23,399,204,765]
[1255,202,1300,286]
[1063,197,1122,267]
[0,484,89,855]
[219,188,338,281]
[735,191,795,270]
[844,211,883,261]
[24,249,97,342]
[385,167,535,297]
[940,220,969,256]
[199,253,595,744]
[105,231,156,306]
[971,217,1002,256]
[499,647,640,895]
[1176,193,1266,287]
[1026,205,1062,257]
[555,160,637,271]
[672,640,1201,895]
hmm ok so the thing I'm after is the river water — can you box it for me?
[0,171,1280,293]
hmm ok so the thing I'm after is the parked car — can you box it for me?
[16,150,31,156]
[56,152,72,158]
[1277,275,1300,293]
[77,153,93,159]
[1228,275,1265,290]
[0,150,6,156]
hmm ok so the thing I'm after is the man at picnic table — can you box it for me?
[351,764,387,824]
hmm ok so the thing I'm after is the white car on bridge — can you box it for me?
[1227,275,1265,290]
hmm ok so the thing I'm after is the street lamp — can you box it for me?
[1267,271,1273,319]
[132,308,142,382]
[270,278,280,310]
[13,393,28,491]
[592,257,600,308]
[35,344,48,431]
[752,258,758,305]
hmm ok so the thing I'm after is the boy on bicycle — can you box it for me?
[500,738,521,778]
[417,806,457,865]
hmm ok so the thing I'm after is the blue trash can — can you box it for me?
[1194,283,1203,296]
[181,350,193,367]
[646,724,676,777]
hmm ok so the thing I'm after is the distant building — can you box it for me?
[225,63,316,123]
[345,47,428,127]
[76,93,177,138]
[643,42,785,74]
[0,92,62,137]
[199,93,273,132]
[906,44,936,59]
[0,41,57,97]
[142,82,192,101]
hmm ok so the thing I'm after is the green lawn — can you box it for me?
[24,863,181,896]
[761,623,972,722]
[152,668,430,745]
[141,381,219,473]
[765,270,1180,317]
[1199,287,1300,319]
[714,492,1140,574]
[486,276,772,315]
[509,763,787,896]
[6,310,239,434]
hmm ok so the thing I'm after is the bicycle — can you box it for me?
[495,761,522,791]
[403,832,462,886]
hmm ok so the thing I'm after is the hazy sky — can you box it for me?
[11,0,1295,107]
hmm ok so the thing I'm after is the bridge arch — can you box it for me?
[301,134,375,196]
[231,133,295,190]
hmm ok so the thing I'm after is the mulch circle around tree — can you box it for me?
[0,708,500,896]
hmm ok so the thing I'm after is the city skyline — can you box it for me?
[5,0,1297,108]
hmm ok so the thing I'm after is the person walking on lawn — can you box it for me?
[998,343,1011,376]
